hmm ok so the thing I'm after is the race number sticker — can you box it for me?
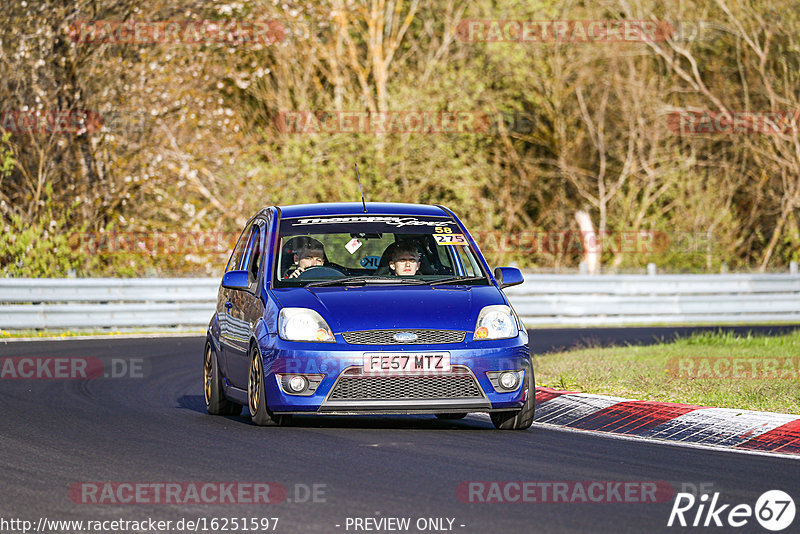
[360,255,380,268]
[434,233,468,245]
[345,238,363,254]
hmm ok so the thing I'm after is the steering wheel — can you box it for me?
[294,266,344,279]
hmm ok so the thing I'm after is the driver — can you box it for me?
[388,242,421,276]
[283,238,326,279]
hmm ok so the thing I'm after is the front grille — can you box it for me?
[327,367,482,400]
[342,329,466,345]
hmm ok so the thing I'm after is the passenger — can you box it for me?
[283,237,325,279]
[388,242,421,276]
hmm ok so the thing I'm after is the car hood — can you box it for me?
[271,285,506,333]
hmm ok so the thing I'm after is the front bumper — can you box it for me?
[258,334,532,414]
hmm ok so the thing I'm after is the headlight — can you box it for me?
[473,305,517,340]
[278,308,335,342]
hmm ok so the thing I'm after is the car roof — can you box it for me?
[271,202,451,219]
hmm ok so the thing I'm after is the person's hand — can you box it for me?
[288,266,304,278]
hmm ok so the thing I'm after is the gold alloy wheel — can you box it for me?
[203,344,213,405]
[248,349,261,416]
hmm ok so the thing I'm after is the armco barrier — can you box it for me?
[505,274,800,325]
[0,278,219,329]
[0,274,799,330]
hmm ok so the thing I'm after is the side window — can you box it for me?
[455,245,481,276]
[243,225,264,282]
[225,221,253,273]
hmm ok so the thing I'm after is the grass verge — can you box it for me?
[535,330,800,415]
[0,329,203,339]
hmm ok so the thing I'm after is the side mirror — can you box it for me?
[494,267,524,289]
[222,270,250,290]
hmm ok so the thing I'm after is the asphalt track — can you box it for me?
[1,327,799,534]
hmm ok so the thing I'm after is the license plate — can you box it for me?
[363,352,451,374]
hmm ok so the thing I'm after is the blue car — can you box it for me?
[204,202,534,429]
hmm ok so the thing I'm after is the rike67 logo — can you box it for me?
[668,490,795,531]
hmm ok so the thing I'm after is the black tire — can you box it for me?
[490,369,535,430]
[435,413,468,420]
[204,341,240,416]
[247,344,292,426]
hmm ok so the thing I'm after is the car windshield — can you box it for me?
[273,214,489,286]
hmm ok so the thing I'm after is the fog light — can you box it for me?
[498,371,520,390]
[287,375,307,393]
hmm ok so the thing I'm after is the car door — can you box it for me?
[226,219,267,389]
[219,220,253,375]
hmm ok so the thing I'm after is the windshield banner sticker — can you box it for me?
[292,216,452,228]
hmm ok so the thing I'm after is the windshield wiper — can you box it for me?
[429,276,488,286]
[305,276,428,287]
